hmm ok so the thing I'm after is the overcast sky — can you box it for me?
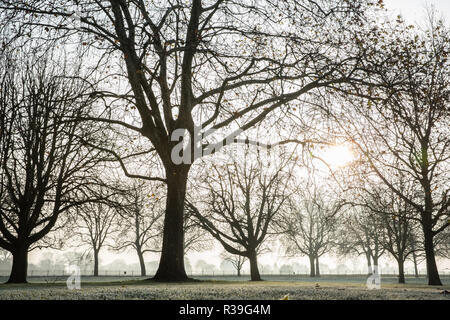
[384,0,449,23]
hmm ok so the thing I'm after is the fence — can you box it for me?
[1,269,449,278]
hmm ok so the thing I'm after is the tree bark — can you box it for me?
[412,251,419,278]
[315,256,320,277]
[366,253,372,275]
[422,226,442,285]
[372,256,379,273]
[93,249,99,277]
[153,166,190,281]
[397,258,405,284]
[237,267,241,277]
[248,250,261,281]
[137,249,146,277]
[309,255,316,277]
[7,243,29,283]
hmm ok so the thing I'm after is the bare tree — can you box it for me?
[282,181,344,277]
[332,19,450,285]
[337,207,385,275]
[62,250,93,274]
[187,149,294,281]
[408,234,422,278]
[435,227,450,260]
[0,50,103,283]
[0,0,383,281]
[72,201,118,276]
[113,181,164,276]
[366,184,421,284]
[0,248,11,264]
[220,250,246,277]
[183,210,213,255]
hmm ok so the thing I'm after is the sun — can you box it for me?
[320,144,355,169]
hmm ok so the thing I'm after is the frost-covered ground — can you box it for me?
[1,274,449,284]
[0,277,449,300]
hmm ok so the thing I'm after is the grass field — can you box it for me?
[0,275,449,300]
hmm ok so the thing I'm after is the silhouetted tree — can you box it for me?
[337,207,385,275]
[220,250,246,277]
[187,149,295,281]
[282,180,344,277]
[0,50,102,283]
[0,0,382,281]
[72,200,118,276]
[333,19,450,285]
[364,184,421,284]
[113,181,164,276]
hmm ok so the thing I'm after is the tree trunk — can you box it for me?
[366,253,372,275]
[93,249,99,277]
[397,258,405,284]
[137,249,146,276]
[237,267,241,277]
[7,244,29,283]
[372,256,379,274]
[153,166,190,281]
[309,255,316,277]
[412,251,419,278]
[248,250,261,281]
[422,226,442,285]
[315,256,320,277]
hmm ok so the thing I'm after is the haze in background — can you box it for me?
[22,0,450,275]
[384,0,449,23]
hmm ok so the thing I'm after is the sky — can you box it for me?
[384,0,450,23]
[24,0,450,275]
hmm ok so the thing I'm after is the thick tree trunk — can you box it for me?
[315,256,320,277]
[154,166,189,281]
[422,227,442,285]
[7,244,29,283]
[137,249,146,277]
[309,256,316,277]
[248,251,261,281]
[397,258,405,284]
[93,249,99,277]
[237,267,241,277]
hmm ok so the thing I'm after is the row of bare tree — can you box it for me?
[0,0,448,285]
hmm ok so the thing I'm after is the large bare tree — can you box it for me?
[0,0,382,280]
[332,19,450,285]
[0,51,103,283]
